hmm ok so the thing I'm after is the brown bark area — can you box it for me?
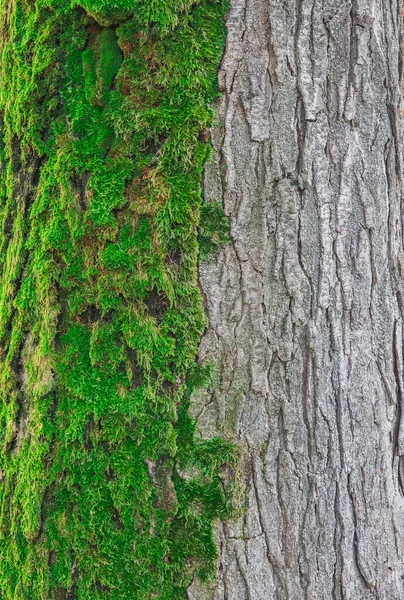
[190,1,404,598]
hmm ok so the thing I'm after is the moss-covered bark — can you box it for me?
[0,1,237,598]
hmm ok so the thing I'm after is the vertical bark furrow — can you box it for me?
[190,1,404,598]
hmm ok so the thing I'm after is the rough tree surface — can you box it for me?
[190,0,404,598]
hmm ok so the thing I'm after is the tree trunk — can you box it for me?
[2,0,404,598]
[190,0,404,598]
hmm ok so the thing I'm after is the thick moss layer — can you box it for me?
[0,1,237,598]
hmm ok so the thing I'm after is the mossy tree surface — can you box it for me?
[0,1,237,598]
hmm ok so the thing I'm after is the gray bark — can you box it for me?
[189,0,404,598]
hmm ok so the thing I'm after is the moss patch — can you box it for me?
[0,1,236,598]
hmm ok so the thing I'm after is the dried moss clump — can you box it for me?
[0,1,237,598]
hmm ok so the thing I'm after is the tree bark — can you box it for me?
[190,0,404,598]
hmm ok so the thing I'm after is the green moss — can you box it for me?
[0,0,237,599]
[198,200,230,261]
[83,28,122,107]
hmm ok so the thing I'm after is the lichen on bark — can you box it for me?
[0,1,238,598]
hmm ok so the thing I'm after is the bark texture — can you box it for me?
[190,1,404,598]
